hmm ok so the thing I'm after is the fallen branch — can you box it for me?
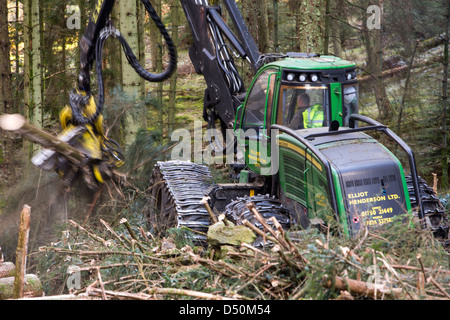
[69,220,109,247]
[322,275,403,300]
[85,287,233,300]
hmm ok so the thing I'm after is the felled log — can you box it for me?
[322,275,403,300]
[0,113,86,166]
[0,262,15,279]
[0,274,43,299]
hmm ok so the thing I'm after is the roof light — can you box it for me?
[346,71,357,80]
[286,73,295,81]
[299,73,307,82]
[310,74,318,82]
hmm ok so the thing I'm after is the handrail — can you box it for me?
[348,114,425,224]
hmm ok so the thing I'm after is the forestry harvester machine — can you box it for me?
[147,0,450,246]
[1,0,447,247]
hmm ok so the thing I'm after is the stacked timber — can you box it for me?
[0,261,43,299]
[0,205,44,299]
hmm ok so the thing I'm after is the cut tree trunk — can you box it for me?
[14,204,31,299]
[0,274,43,300]
[0,262,15,279]
[0,113,86,166]
[322,275,403,299]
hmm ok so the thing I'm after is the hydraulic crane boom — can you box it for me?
[180,0,260,142]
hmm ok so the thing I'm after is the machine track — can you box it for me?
[406,175,449,246]
[148,161,216,242]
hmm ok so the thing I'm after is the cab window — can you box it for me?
[242,68,277,131]
[342,84,358,126]
[278,84,329,130]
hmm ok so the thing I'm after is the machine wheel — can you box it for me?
[406,175,449,246]
[147,161,216,244]
[148,167,177,237]
[224,194,291,246]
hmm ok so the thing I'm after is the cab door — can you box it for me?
[237,67,279,175]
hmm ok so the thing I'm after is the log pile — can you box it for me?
[0,256,43,299]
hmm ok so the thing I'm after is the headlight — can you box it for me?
[299,73,307,82]
[310,74,318,82]
[286,73,295,81]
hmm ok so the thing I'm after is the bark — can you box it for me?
[22,0,43,159]
[137,0,146,98]
[13,205,31,299]
[0,0,13,113]
[0,262,15,279]
[120,0,144,144]
[0,274,43,300]
[255,0,268,53]
[0,0,16,184]
[272,0,279,52]
[148,0,158,72]
[361,0,392,123]
[155,0,164,136]
[323,0,330,54]
[241,0,258,47]
[322,275,403,299]
[168,0,180,136]
[0,114,86,166]
[298,0,326,54]
[441,0,450,190]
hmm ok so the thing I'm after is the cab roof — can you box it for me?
[267,55,356,71]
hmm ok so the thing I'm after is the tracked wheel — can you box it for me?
[406,175,449,246]
[148,161,216,243]
[148,166,177,236]
[224,194,291,246]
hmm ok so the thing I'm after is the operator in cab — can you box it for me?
[289,93,324,129]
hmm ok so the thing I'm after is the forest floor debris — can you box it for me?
[28,205,450,301]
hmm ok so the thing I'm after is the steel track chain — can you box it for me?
[152,160,216,241]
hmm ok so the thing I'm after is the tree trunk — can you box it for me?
[298,0,326,54]
[0,114,86,166]
[13,205,31,299]
[168,0,180,136]
[148,0,158,72]
[441,0,450,190]
[323,0,330,55]
[155,0,164,137]
[361,0,391,123]
[119,0,144,144]
[255,0,268,53]
[137,0,146,98]
[272,0,279,52]
[23,0,43,157]
[241,0,258,47]
[0,0,17,185]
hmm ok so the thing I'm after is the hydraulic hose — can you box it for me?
[70,0,177,126]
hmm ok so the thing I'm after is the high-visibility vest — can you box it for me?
[303,104,324,128]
